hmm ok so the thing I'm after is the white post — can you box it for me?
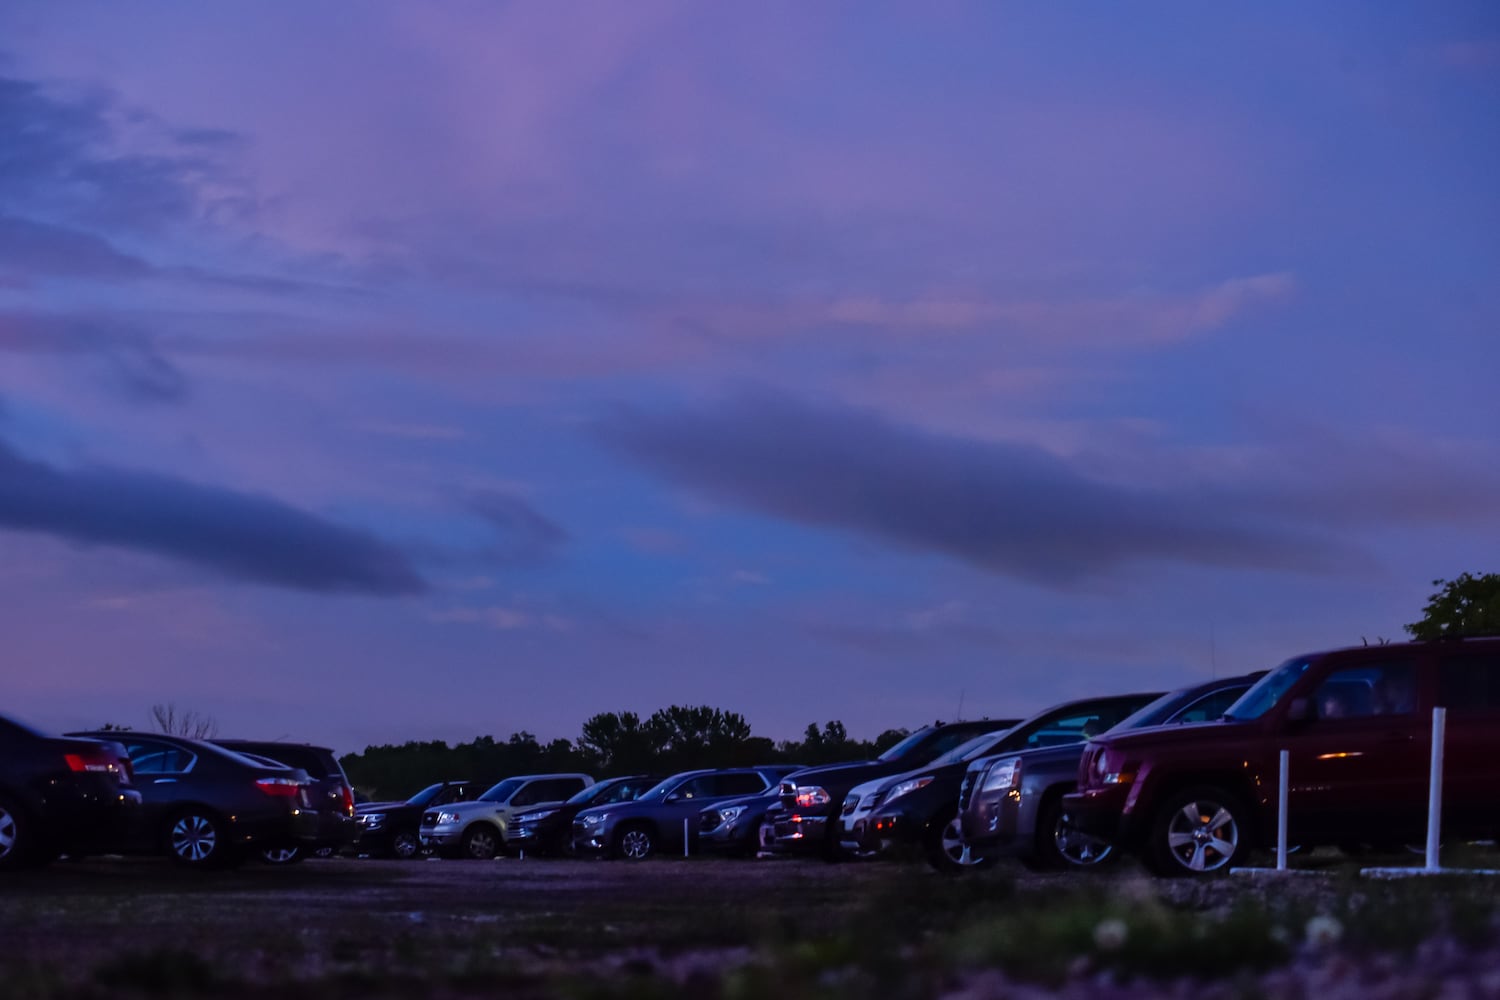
[1425,707,1446,872]
[1276,749,1289,871]
[683,818,690,858]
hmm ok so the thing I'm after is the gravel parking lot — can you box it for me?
[4,853,1500,998]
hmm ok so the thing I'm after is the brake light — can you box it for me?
[255,777,304,798]
[65,752,120,775]
[339,784,355,816]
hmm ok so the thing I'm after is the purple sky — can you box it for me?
[2,4,1498,754]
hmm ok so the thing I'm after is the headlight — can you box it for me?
[581,812,607,828]
[1093,750,1133,785]
[793,786,830,809]
[980,758,1021,793]
[435,811,461,825]
[718,805,747,825]
[515,809,558,824]
[883,776,934,805]
[357,812,385,827]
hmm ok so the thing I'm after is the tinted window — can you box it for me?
[478,778,525,803]
[924,729,983,759]
[717,773,768,796]
[1225,658,1312,720]
[876,729,929,762]
[1170,687,1247,724]
[1439,655,1500,712]
[1001,700,1149,751]
[672,775,717,799]
[407,783,445,808]
[574,777,640,806]
[519,778,584,804]
[125,740,195,774]
[1313,661,1417,720]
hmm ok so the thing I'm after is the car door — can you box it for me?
[1435,648,1500,836]
[1281,657,1429,842]
[118,737,200,848]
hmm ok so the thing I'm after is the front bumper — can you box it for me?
[570,819,614,856]
[419,821,463,850]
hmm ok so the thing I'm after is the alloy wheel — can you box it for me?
[0,805,17,861]
[1052,811,1113,867]
[619,828,653,859]
[463,827,498,860]
[171,814,219,865]
[392,831,420,859]
[1164,799,1239,873]
[940,817,985,867]
[261,847,302,865]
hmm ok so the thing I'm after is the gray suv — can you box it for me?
[421,773,592,859]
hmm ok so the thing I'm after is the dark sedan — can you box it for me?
[0,715,140,870]
[71,731,318,869]
[507,774,664,855]
[214,740,358,863]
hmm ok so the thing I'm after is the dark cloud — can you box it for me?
[0,214,152,282]
[598,391,1355,587]
[469,490,569,565]
[0,437,425,595]
[0,74,252,235]
[0,311,188,403]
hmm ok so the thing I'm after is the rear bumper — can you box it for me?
[45,784,142,855]
[770,812,830,853]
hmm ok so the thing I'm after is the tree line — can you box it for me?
[339,708,911,802]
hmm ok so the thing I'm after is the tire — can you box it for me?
[312,846,338,859]
[260,846,304,865]
[390,830,421,860]
[1033,795,1116,871]
[615,824,655,860]
[924,810,997,874]
[165,810,236,870]
[0,796,39,872]
[1144,787,1251,877]
[459,824,500,861]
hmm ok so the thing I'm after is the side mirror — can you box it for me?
[1285,697,1312,723]
[665,792,682,803]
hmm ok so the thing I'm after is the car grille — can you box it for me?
[957,771,977,813]
[840,795,860,816]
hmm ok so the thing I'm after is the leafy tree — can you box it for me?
[645,705,754,770]
[1404,573,1500,640]
[577,711,655,773]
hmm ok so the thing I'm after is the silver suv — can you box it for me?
[421,773,592,859]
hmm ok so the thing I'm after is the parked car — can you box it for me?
[213,740,357,863]
[0,716,140,870]
[354,780,476,859]
[953,675,1258,872]
[421,773,593,859]
[697,768,807,856]
[69,730,317,869]
[1065,638,1500,876]
[769,719,1020,858]
[836,729,1032,868]
[507,774,664,855]
[574,765,801,859]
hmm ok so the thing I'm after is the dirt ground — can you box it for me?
[3,853,1499,999]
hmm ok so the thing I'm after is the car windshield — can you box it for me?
[407,783,445,808]
[478,778,526,803]
[876,729,930,762]
[639,773,695,799]
[932,732,1003,766]
[1223,659,1313,720]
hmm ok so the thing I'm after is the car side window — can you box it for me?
[1313,661,1417,720]
[673,776,715,799]
[529,779,583,803]
[510,782,545,807]
[717,773,767,797]
[1439,655,1500,713]
[125,740,194,774]
[1171,688,1243,724]
[925,730,978,758]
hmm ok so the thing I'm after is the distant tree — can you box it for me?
[645,705,754,770]
[577,711,655,773]
[149,702,218,739]
[97,722,134,732]
[1404,573,1500,640]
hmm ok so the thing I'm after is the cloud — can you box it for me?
[0,214,152,283]
[0,436,424,595]
[598,390,1354,587]
[0,311,188,403]
[427,606,570,632]
[468,489,569,565]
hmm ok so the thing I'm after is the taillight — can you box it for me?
[255,777,304,798]
[65,752,121,775]
[340,784,355,817]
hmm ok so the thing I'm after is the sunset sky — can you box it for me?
[2,3,1497,754]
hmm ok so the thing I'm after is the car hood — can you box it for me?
[356,800,407,813]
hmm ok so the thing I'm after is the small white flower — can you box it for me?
[1093,918,1128,952]
[1304,914,1343,950]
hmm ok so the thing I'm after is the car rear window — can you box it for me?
[1440,654,1500,712]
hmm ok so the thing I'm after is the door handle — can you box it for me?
[153,777,178,784]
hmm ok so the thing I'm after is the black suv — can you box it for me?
[0,715,139,870]
[354,780,475,859]
[769,719,1019,859]
[214,740,357,862]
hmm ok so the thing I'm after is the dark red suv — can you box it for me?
[1065,638,1500,876]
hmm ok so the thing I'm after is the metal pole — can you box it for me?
[683,818,690,858]
[1425,706,1445,872]
[1276,749,1289,871]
